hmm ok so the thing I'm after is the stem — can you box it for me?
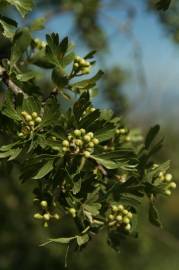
[0,66,27,97]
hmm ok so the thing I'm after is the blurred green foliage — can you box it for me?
[0,1,179,270]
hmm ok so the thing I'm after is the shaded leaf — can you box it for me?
[149,202,162,228]
[10,28,31,67]
[33,160,54,179]
[145,125,160,149]
[77,234,89,246]
[6,0,33,17]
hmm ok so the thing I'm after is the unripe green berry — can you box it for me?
[74,63,79,68]
[32,112,38,118]
[123,209,129,215]
[111,205,118,212]
[40,200,48,208]
[87,132,94,138]
[74,129,81,137]
[165,173,173,182]
[25,114,32,121]
[84,135,91,142]
[108,214,114,221]
[62,140,69,147]
[18,132,24,137]
[69,208,76,217]
[62,147,68,152]
[123,217,130,224]
[93,138,99,145]
[169,182,176,189]
[88,142,94,148]
[159,171,164,180]
[127,212,133,219]
[33,213,43,220]
[54,213,60,220]
[80,58,86,65]
[80,128,86,134]
[35,117,42,123]
[116,215,122,222]
[43,213,50,221]
[90,108,96,112]
[75,56,81,62]
[125,136,131,142]
[52,136,57,141]
[165,190,171,196]
[75,139,83,146]
[21,111,28,117]
[44,222,48,228]
[84,151,90,158]
[83,60,90,67]
[125,223,131,231]
[29,121,35,126]
[82,67,90,74]
[68,135,72,140]
[120,128,126,134]
[117,204,124,211]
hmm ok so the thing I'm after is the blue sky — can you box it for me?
[33,0,179,126]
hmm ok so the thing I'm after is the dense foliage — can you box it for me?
[0,0,176,257]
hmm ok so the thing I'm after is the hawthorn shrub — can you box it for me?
[0,0,176,253]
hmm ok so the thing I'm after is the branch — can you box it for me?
[0,66,26,96]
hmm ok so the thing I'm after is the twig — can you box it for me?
[0,66,26,96]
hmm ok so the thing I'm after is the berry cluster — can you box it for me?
[115,128,128,135]
[115,128,131,142]
[158,171,176,196]
[33,200,60,228]
[62,129,99,158]
[18,111,42,137]
[107,204,133,232]
[73,56,91,75]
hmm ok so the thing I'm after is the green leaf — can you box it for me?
[29,17,46,32]
[45,34,69,67]
[59,37,68,58]
[8,147,22,160]
[149,202,162,228]
[145,125,160,149]
[72,179,81,195]
[33,160,54,179]
[84,203,101,216]
[0,147,22,160]
[91,156,120,169]
[84,50,96,59]
[41,98,60,127]
[76,234,89,246]
[2,92,21,121]
[52,67,68,89]
[21,96,41,114]
[95,127,116,142]
[40,236,76,246]
[70,70,104,90]
[10,28,31,68]
[63,52,75,66]
[79,109,100,128]
[0,15,17,39]
[73,92,90,120]
[155,0,171,10]
[16,71,36,82]
[6,0,33,17]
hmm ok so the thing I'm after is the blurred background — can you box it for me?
[0,0,179,269]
